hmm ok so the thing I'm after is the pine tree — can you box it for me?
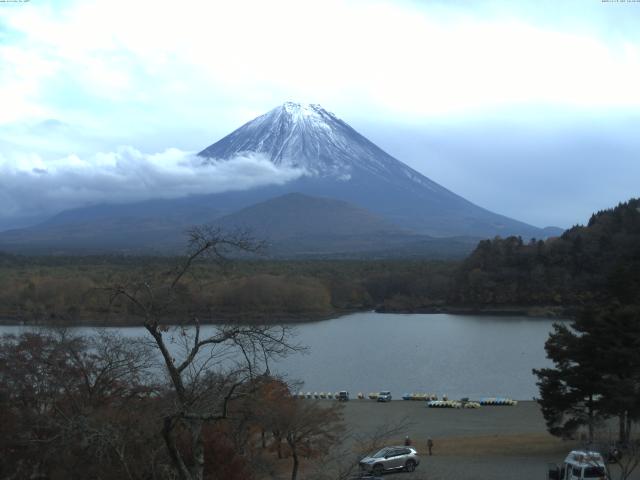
[534,306,640,443]
[534,322,604,441]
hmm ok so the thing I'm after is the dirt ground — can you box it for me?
[293,400,640,480]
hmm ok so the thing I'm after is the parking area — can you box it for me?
[334,400,640,480]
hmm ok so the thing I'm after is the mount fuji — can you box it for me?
[199,102,555,238]
[0,102,560,256]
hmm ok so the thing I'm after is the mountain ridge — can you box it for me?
[0,102,563,254]
[198,102,560,238]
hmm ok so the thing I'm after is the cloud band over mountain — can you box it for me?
[0,148,306,225]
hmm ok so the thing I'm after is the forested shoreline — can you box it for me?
[1,198,638,326]
[0,256,456,325]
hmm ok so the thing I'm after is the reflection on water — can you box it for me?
[0,312,564,400]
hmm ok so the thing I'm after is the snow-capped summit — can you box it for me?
[280,101,329,119]
[198,102,444,191]
[199,101,351,176]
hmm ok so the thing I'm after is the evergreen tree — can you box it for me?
[534,322,604,441]
[578,306,640,443]
[534,305,640,443]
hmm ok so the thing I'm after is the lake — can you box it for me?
[0,312,563,400]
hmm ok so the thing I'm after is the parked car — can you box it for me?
[377,391,392,402]
[338,391,350,401]
[359,446,420,475]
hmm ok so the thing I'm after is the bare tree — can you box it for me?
[284,400,344,480]
[254,379,344,480]
[597,438,640,480]
[0,330,161,480]
[108,226,301,480]
[614,440,640,480]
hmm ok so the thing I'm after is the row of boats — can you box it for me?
[295,391,518,406]
[296,392,347,399]
[428,400,481,409]
[426,397,519,408]
[401,393,439,401]
[478,397,518,406]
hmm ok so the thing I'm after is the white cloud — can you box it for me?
[0,148,305,220]
[1,0,639,135]
[0,0,638,229]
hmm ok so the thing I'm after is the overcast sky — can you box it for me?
[1,0,639,229]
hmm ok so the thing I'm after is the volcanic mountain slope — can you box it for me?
[199,102,558,238]
[0,102,561,255]
[0,192,478,258]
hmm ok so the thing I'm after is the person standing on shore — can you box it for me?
[427,437,434,455]
[404,435,412,446]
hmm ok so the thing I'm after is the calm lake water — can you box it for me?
[0,312,563,400]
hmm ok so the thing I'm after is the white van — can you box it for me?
[548,450,609,480]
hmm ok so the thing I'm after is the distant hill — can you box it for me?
[212,193,479,258]
[215,193,401,239]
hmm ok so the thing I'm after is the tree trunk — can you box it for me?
[290,443,299,480]
[261,429,266,449]
[274,432,282,459]
[619,412,627,444]
[162,417,192,480]
[588,395,594,443]
[188,419,205,480]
